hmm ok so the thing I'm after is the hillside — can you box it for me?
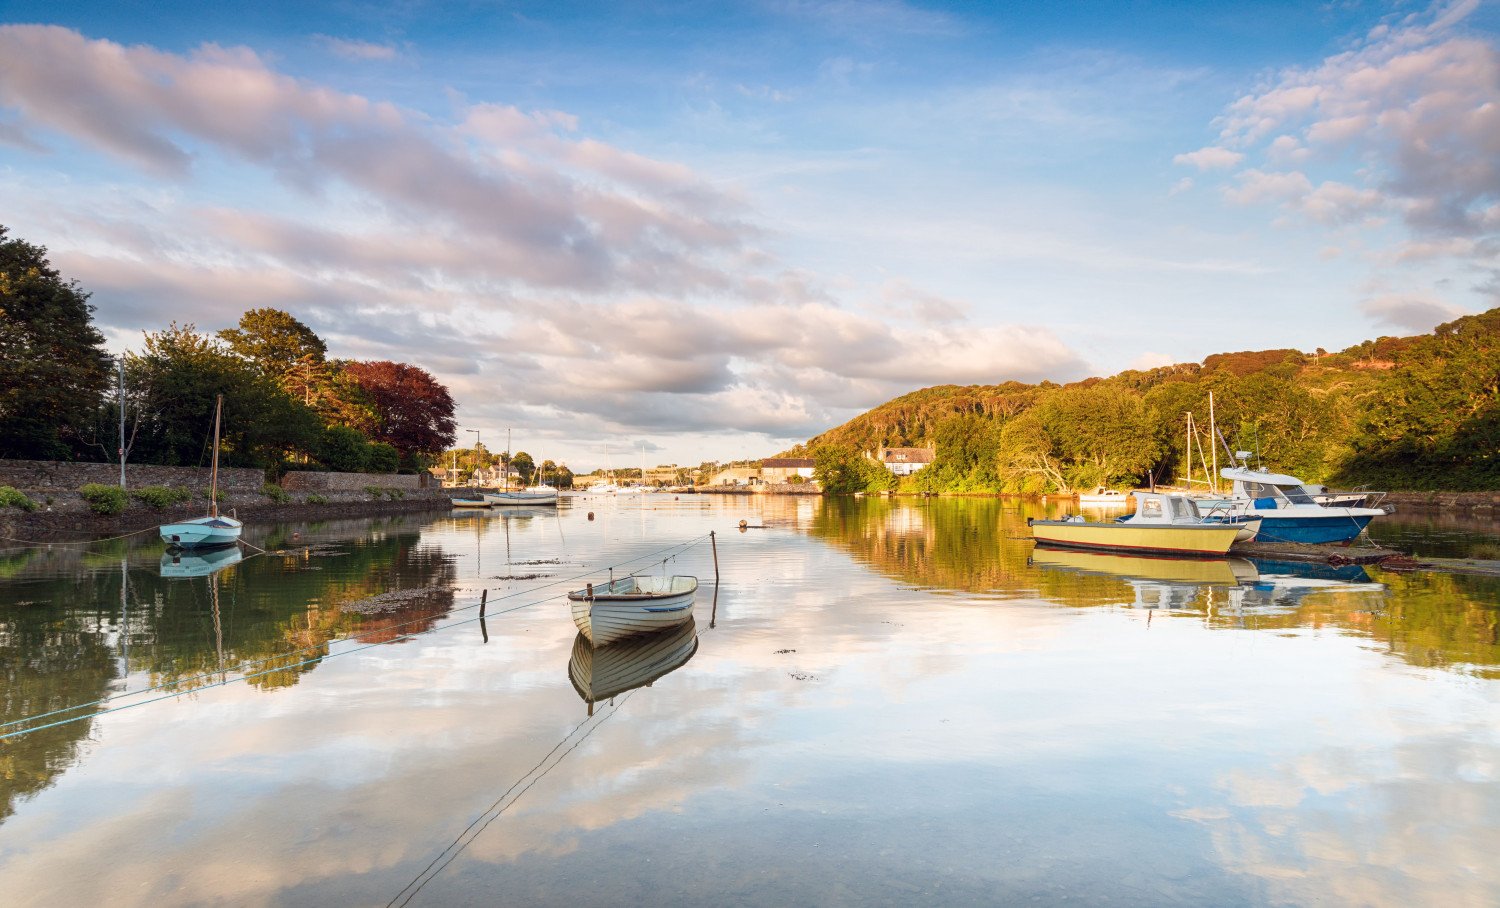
[788,309,1498,493]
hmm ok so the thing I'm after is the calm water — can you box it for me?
[1,496,1498,907]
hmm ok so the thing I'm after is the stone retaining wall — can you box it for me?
[282,471,426,492]
[0,459,265,493]
[1383,491,1500,512]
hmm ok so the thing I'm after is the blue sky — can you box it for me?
[2,1,1497,469]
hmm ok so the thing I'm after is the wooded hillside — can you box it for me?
[789,309,1499,493]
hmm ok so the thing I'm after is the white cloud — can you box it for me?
[314,36,400,62]
[1173,146,1244,170]
[1358,293,1466,331]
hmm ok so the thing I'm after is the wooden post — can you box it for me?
[480,588,487,617]
[710,530,719,583]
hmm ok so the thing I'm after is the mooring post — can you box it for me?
[710,530,720,583]
[480,588,488,617]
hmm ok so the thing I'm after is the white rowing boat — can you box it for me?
[567,575,698,645]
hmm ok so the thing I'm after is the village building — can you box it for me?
[875,446,935,476]
[760,458,816,483]
[705,465,763,487]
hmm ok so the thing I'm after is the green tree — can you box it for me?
[129,324,321,467]
[512,451,536,485]
[0,225,112,459]
[318,425,370,473]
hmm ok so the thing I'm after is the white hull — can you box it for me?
[567,576,698,646]
[484,487,559,506]
[160,515,242,549]
[450,498,489,508]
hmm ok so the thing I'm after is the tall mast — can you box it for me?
[210,393,222,517]
[1208,391,1218,495]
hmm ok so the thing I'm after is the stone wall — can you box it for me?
[281,471,425,492]
[0,459,265,493]
[1383,491,1500,512]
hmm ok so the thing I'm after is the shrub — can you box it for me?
[366,442,400,474]
[199,489,227,503]
[384,488,405,500]
[261,482,289,503]
[306,493,329,505]
[80,483,128,516]
[0,486,38,512]
[130,485,193,509]
[363,485,384,498]
[320,425,370,473]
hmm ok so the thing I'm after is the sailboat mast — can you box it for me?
[210,393,222,517]
[1208,391,1218,495]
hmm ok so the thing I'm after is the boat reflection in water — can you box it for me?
[1030,548,1385,615]
[159,545,244,578]
[568,618,699,715]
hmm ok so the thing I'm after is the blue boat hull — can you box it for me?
[1250,514,1374,545]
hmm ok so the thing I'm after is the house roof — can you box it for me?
[882,447,935,463]
[761,458,815,468]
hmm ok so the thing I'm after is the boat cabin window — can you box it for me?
[1241,479,1315,505]
[1168,497,1199,520]
[1140,499,1163,518]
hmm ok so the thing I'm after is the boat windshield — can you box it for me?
[1168,497,1200,520]
[1242,480,1318,505]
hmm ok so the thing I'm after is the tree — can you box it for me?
[318,425,370,473]
[0,225,112,459]
[218,309,376,431]
[341,361,456,458]
[128,324,321,467]
[512,451,536,485]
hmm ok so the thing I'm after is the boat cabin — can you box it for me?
[1219,466,1320,508]
[1124,492,1205,525]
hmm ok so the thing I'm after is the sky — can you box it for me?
[1,0,1498,471]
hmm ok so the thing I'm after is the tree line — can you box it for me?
[800,309,1500,493]
[0,225,456,474]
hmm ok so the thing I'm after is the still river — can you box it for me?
[1,495,1497,906]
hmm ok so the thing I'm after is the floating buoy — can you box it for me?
[739,519,748,528]
[587,512,595,521]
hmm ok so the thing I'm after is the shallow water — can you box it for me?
[1,496,1497,906]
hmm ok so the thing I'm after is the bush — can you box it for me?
[130,485,193,509]
[384,488,405,500]
[363,485,384,498]
[80,483,128,516]
[366,442,400,474]
[261,482,289,503]
[319,425,370,473]
[0,486,38,512]
[306,493,328,505]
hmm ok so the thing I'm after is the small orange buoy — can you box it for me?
[587,512,595,521]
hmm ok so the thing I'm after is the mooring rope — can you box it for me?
[0,533,713,740]
[0,524,161,548]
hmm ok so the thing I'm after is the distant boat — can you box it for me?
[483,486,559,506]
[567,575,698,646]
[1029,491,1257,556]
[1077,487,1130,506]
[450,497,489,508]
[160,394,242,550]
[568,618,699,710]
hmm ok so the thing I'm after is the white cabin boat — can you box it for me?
[1206,460,1389,545]
[1077,487,1130,506]
[567,575,698,645]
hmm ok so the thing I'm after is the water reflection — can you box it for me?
[159,546,243,578]
[568,620,699,714]
[811,496,1500,677]
[0,518,457,824]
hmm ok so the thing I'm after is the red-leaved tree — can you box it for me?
[340,361,456,459]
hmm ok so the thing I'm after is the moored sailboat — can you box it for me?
[159,394,242,550]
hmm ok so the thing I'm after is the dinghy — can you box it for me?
[567,575,698,645]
